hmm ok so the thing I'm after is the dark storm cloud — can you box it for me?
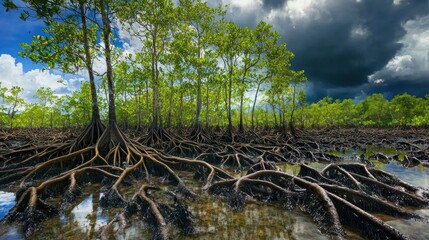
[264,0,427,101]
[211,0,429,102]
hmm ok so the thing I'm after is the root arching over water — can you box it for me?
[0,127,428,239]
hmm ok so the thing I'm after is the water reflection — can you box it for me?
[0,227,21,240]
[68,194,108,233]
[386,209,429,240]
[183,195,328,240]
[380,161,429,189]
[0,191,21,240]
[0,191,15,220]
[105,193,326,240]
[30,193,109,240]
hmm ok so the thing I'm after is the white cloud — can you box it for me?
[368,14,429,82]
[267,0,328,24]
[225,0,263,9]
[385,55,414,74]
[0,54,78,102]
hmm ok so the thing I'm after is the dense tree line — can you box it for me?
[1,81,428,128]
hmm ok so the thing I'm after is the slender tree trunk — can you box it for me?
[264,106,268,126]
[151,30,159,130]
[178,85,184,128]
[290,85,296,124]
[167,75,173,128]
[99,0,116,126]
[289,85,297,137]
[79,1,100,122]
[41,101,46,127]
[270,102,277,127]
[238,68,249,132]
[134,85,141,130]
[195,77,202,128]
[195,40,203,129]
[9,98,18,128]
[205,84,209,128]
[50,111,53,128]
[123,92,128,128]
[251,79,263,129]
[145,79,150,127]
[215,88,221,127]
[227,65,233,136]
[239,93,244,132]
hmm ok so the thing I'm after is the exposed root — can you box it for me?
[1,127,429,240]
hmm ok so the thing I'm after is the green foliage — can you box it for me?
[4,0,427,129]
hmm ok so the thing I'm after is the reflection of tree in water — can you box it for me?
[69,192,107,238]
[30,193,107,239]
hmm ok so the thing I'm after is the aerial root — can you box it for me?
[327,192,407,240]
[140,127,174,148]
[208,170,347,239]
[100,187,127,208]
[70,119,105,152]
[351,172,428,207]
[319,183,420,220]
[208,166,429,240]
[246,160,277,174]
[321,164,361,190]
[190,124,213,144]
[1,167,120,236]
[99,212,127,240]
[297,164,339,185]
[100,184,195,240]
[367,167,429,197]
[2,127,429,239]
[60,172,82,208]
[301,163,429,207]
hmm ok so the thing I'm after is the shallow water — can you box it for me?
[0,154,428,239]
[0,190,327,240]
[0,192,14,221]
[380,161,429,188]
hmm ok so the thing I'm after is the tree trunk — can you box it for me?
[123,91,128,128]
[151,29,161,130]
[178,86,184,128]
[195,77,202,128]
[251,79,263,129]
[145,78,150,127]
[99,0,116,126]
[79,0,100,122]
[227,65,233,137]
[205,84,209,128]
[133,84,141,130]
[167,75,173,128]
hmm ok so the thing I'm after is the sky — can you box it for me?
[1,0,429,103]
